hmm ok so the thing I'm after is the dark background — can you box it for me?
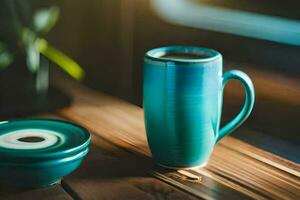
[32,0,300,105]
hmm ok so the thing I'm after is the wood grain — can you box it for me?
[0,184,72,200]
[61,145,198,200]
[54,75,300,200]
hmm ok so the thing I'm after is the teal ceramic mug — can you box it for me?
[143,46,255,169]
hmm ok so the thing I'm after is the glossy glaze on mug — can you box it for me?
[143,46,255,168]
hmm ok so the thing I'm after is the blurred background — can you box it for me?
[0,0,299,162]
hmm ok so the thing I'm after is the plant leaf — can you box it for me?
[33,6,60,34]
[21,28,36,46]
[36,38,84,80]
[21,28,40,72]
[0,51,13,69]
[0,43,13,70]
[26,43,40,72]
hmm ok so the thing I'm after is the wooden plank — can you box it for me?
[220,136,300,176]
[61,145,199,200]
[232,127,300,164]
[0,184,72,200]
[54,76,300,200]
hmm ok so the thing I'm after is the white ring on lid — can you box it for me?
[0,129,64,150]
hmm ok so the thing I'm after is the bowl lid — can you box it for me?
[0,119,90,159]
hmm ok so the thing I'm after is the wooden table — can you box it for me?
[1,74,299,200]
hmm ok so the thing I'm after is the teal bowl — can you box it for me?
[0,147,88,188]
[0,119,91,160]
[0,119,91,188]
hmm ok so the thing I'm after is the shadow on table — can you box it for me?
[61,146,197,200]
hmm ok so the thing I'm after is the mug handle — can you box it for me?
[216,70,255,143]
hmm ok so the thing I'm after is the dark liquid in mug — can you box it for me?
[160,52,210,59]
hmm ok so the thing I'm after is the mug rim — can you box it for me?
[145,46,221,63]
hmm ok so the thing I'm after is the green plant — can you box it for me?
[0,2,84,80]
